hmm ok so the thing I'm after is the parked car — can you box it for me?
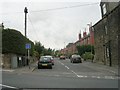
[45,55,54,65]
[59,55,66,60]
[70,54,82,63]
[38,56,52,69]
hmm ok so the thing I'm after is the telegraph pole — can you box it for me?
[24,7,28,37]
[24,7,30,69]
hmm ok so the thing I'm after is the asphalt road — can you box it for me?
[2,58,119,89]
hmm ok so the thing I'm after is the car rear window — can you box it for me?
[40,57,51,61]
[72,55,80,58]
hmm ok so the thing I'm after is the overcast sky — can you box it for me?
[0,0,101,50]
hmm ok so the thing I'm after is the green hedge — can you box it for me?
[2,28,34,55]
[77,45,94,56]
[82,52,94,60]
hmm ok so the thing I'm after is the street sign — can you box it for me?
[25,43,31,49]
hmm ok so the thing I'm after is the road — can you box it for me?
[2,58,119,89]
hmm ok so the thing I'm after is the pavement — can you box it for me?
[1,61,37,73]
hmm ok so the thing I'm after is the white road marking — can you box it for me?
[96,76,100,79]
[91,76,97,78]
[0,69,14,72]
[77,75,84,78]
[58,61,64,65]
[62,72,71,74]
[71,70,80,77]
[104,76,115,79]
[65,66,69,70]
[54,75,60,77]
[0,84,17,89]
[57,60,118,80]
[61,63,64,65]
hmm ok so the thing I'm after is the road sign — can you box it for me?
[25,43,31,49]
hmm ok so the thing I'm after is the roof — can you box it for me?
[93,4,120,27]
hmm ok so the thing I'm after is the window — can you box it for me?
[106,47,109,58]
[102,4,107,15]
[105,25,107,34]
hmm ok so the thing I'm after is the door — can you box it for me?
[11,56,18,68]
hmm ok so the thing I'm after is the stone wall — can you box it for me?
[2,54,11,68]
[93,5,119,66]
[107,6,119,66]
[0,54,2,68]
[2,53,37,69]
[94,18,106,64]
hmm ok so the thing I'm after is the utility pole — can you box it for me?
[24,7,28,37]
[24,7,30,69]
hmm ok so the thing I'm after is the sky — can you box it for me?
[0,0,101,50]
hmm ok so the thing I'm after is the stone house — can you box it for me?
[93,1,120,66]
[1,27,36,69]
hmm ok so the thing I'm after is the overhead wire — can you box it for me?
[30,2,99,12]
[28,14,40,41]
[0,2,99,14]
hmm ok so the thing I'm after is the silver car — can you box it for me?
[70,54,82,63]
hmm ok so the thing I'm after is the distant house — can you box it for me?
[60,27,94,56]
[93,1,120,66]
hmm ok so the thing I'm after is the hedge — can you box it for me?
[2,28,34,55]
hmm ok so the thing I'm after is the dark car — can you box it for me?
[70,55,82,63]
[38,56,52,69]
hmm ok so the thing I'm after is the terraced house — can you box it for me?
[60,27,94,57]
[93,1,120,66]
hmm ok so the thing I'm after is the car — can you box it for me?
[59,55,66,60]
[45,55,54,65]
[70,54,82,63]
[38,56,52,69]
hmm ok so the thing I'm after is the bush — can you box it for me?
[82,52,94,60]
[77,45,94,56]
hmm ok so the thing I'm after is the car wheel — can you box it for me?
[38,66,40,69]
[50,66,52,69]
[79,60,82,63]
[38,65,42,69]
[48,65,52,69]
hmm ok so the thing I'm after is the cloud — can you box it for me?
[1,2,101,50]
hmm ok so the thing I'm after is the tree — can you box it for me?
[34,41,44,57]
[76,45,94,56]
[42,48,53,56]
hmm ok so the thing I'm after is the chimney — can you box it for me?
[83,32,86,37]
